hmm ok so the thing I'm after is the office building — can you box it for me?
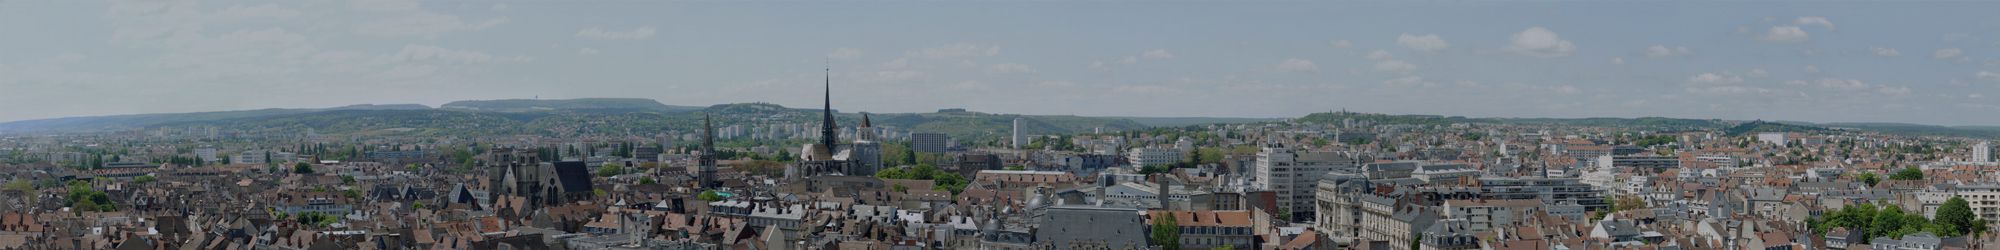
[1012,118,1026,150]
[1253,144,1358,221]
[1975,141,1992,163]
[913,132,950,153]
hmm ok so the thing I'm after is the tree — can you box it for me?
[697,190,724,202]
[1005,166,1026,171]
[1186,147,1203,165]
[875,167,910,179]
[597,164,626,177]
[892,184,909,193]
[1935,197,1977,236]
[132,175,157,184]
[1151,212,1181,250]
[1873,205,1909,238]
[639,177,657,185]
[933,172,969,194]
[1890,168,1924,180]
[5,180,36,204]
[900,149,918,166]
[1857,172,1881,186]
[293,163,314,174]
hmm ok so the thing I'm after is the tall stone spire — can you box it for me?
[820,66,839,154]
[698,113,717,189]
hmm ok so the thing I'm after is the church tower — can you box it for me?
[697,114,719,189]
[819,67,840,159]
[850,113,882,176]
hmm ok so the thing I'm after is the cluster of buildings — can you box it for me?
[10,80,2000,249]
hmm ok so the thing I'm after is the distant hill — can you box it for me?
[0,104,437,133]
[1115,117,1287,127]
[326,104,431,111]
[1724,121,1826,135]
[867,112,1147,141]
[0,100,1149,140]
[440,98,701,113]
[1821,122,2000,139]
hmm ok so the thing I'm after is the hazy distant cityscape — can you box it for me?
[7,0,2000,249]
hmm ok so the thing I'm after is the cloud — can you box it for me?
[1141,49,1175,60]
[576,27,657,40]
[394,44,532,64]
[1935,48,1963,59]
[1118,56,1138,65]
[1748,69,1769,78]
[1274,58,1318,72]
[1872,47,1901,57]
[353,12,505,37]
[1875,85,1912,96]
[1757,26,1809,43]
[1800,78,1868,90]
[1794,16,1835,30]
[1505,27,1576,57]
[1384,76,1432,87]
[1396,33,1449,52]
[906,43,1000,59]
[1685,85,1776,96]
[349,0,420,12]
[1683,72,1777,96]
[1645,45,1691,57]
[1977,71,2000,82]
[1365,50,1394,61]
[985,63,1035,74]
[1687,72,1745,85]
[491,3,510,10]
[210,4,303,20]
[1373,60,1417,74]
[827,48,863,60]
[1804,65,1821,73]
[578,48,600,55]
[1330,40,1353,49]
[1611,57,1624,65]
[881,58,909,69]
[850,70,922,83]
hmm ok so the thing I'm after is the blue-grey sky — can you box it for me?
[4,1,2000,125]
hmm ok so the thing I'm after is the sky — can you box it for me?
[4,1,2000,125]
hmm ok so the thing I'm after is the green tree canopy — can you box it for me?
[1890,168,1924,180]
[292,162,314,174]
[1151,212,1181,250]
[697,190,724,202]
[596,164,626,177]
[1935,197,1978,236]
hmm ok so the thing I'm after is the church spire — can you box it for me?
[820,66,838,153]
[698,113,717,189]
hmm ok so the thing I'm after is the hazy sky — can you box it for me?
[4,1,2000,125]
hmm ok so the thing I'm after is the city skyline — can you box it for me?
[5,0,2000,125]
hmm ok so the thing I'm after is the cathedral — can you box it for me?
[790,67,882,180]
[483,148,595,210]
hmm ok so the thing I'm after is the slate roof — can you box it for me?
[551,161,594,194]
